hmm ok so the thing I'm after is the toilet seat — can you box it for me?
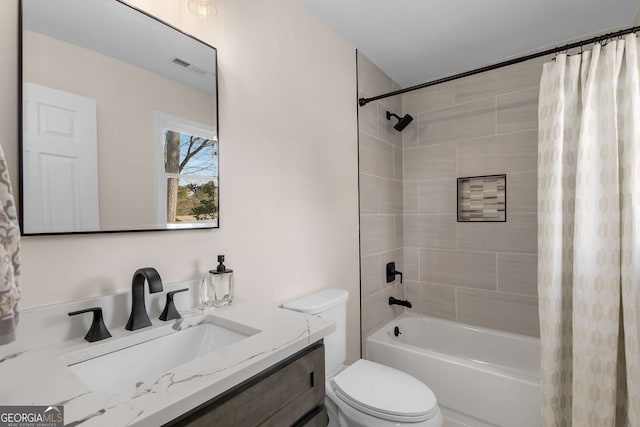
[330,359,438,423]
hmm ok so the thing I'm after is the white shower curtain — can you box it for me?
[538,35,640,426]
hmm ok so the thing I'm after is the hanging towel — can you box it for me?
[0,144,20,346]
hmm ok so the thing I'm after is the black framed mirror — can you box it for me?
[19,0,219,235]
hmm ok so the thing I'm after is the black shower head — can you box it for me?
[386,111,414,132]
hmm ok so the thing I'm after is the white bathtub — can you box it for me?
[366,314,540,427]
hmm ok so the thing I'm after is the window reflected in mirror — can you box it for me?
[163,130,218,224]
[156,113,218,228]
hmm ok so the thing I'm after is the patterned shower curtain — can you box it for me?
[538,35,640,426]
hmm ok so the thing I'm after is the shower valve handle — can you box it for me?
[386,262,403,284]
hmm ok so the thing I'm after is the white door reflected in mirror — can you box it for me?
[23,83,99,233]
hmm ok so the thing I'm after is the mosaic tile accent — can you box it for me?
[457,174,506,222]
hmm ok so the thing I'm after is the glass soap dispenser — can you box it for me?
[206,255,234,307]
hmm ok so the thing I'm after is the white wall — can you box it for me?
[0,0,361,361]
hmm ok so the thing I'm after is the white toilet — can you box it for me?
[284,289,443,427]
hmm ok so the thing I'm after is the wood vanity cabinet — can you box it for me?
[165,341,327,427]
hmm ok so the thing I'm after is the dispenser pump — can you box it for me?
[202,254,234,307]
[214,255,232,274]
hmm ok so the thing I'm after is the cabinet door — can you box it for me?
[168,342,325,427]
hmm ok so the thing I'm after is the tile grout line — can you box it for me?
[409,279,537,299]
[454,286,458,322]
[417,247,421,283]
[455,141,459,251]
[403,126,538,151]
[497,95,500,137]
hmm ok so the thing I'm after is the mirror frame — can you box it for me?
[18,0,220,236]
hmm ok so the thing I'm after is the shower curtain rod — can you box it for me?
[358,25,640,107]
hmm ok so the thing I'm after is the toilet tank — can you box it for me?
[283,288,348,376]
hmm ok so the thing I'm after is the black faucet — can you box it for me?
[125,267,164,331]
[389,296,412,308]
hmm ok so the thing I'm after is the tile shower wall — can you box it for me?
[402,58,544,337]
[357,52,405,348]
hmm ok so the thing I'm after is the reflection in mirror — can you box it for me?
[156,113,218,228]
[20,0,219,235]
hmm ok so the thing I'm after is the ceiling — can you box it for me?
[297,0,640,89]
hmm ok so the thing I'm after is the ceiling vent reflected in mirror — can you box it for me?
[170,56,207,75]
[171,57,191,68]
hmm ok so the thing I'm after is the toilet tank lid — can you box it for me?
[283,288,349,314]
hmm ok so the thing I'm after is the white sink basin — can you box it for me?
[64,316,259,395]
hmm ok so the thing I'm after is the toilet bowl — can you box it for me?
[325,360,442,427]
[283,289,442,427]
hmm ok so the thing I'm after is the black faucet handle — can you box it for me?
[386,262,403,284]
[159,288,189,321]
[68,307,112,342]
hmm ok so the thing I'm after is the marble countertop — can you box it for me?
[0,300,334,426]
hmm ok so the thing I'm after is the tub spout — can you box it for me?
[389,296,412,308]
